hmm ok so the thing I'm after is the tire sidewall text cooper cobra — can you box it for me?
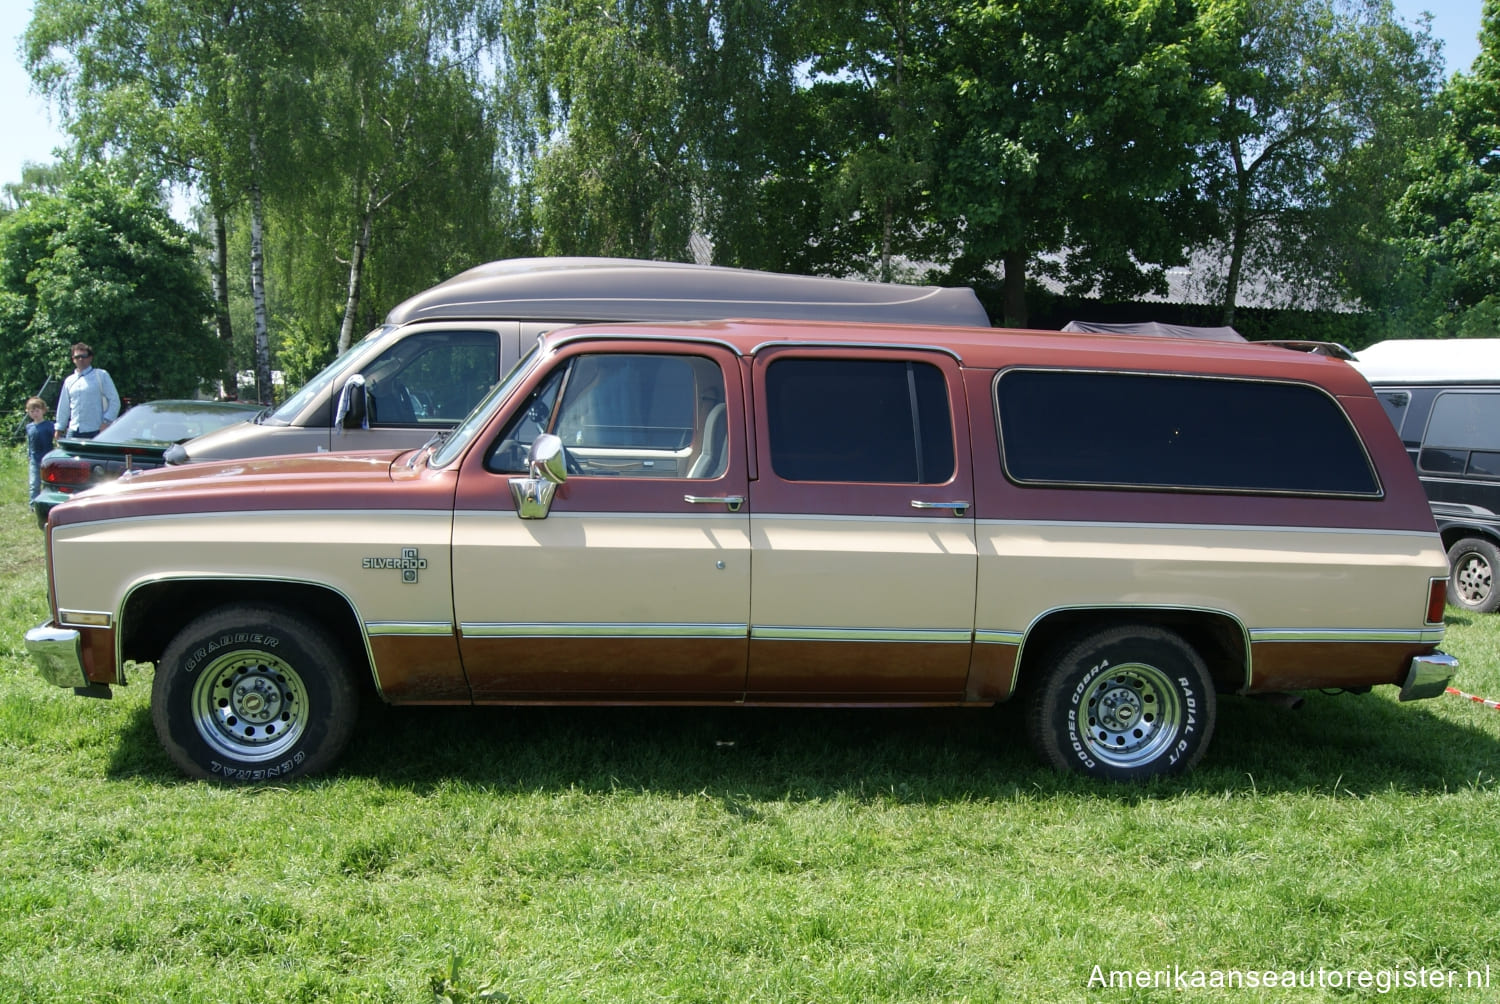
[1027,625,1217,782]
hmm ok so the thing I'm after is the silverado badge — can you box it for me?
[362,547,428,584]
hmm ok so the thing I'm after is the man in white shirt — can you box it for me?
[54,343,121,441]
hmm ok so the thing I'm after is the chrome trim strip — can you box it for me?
[1249,627,1445,644]
[750,340,964,363]
[457,509,750,521]
[752,626,972,644]
[1006,603,1254,699]
[365,621,454,637]
[975,517,1437,538]
[550,331,745,356]
[55,508,459,529]
[749,512,970,525]
[118,572,383,699]
[462,622,747,640]
[459,623,973,644]
[976,629,1025,646]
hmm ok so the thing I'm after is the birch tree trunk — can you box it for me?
[338,206,374,354]
[210,205,236,398]
[249,131,273,405]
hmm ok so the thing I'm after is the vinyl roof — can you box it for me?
[383,257,991,328]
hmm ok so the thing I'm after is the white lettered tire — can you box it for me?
[152,605,358,782]
[1027,625,1216,781]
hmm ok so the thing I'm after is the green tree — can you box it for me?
[283,0,509,354]
[1189,0,1442,323]
[931,0,1216,326]
[797,2,948,282]
[0,171,220,413]
[1364,0,1500,337]
[28,0,522,399]
[25,0,315,400]
[504,0,702,259]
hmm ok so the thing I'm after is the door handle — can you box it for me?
[911,500,970,515]
[684,494,745,512]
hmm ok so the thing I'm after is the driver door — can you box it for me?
[452,342,751,700]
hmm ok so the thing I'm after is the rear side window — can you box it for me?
[1419,391,1500,478]
[996,370,1379,496]
[766,358,954,483]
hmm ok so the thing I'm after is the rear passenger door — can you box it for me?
[745,347,977,700]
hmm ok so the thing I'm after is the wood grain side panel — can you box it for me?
[464,636,747,701]
[367,634,470,703]
[747,638,968,700]
[1247,641,1430,692]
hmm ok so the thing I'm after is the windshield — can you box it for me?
[430,340,544,468]
[266,326,394,424]
[96,401,264,444]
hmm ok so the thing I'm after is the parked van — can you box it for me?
[166,257,991,464]
[1352,338,1500,612]
[29,320,1453,783]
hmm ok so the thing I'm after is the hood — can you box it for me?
[49,451,405,526]
[166,416,286,463]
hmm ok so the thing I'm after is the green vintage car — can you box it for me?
[33,399,264,528]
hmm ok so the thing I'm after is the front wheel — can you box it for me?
[1027,625,1216,781]
[152,605,358,782]
[1446,537,1500,614]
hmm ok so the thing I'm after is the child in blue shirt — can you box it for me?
[25,397,54,505]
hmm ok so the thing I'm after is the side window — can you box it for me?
[1375,390,1410,438]
[365,330,500,426]
[1419,391,1500,479]
[996,370,1379,496]
[765,358,954,483]
[488,353,727,479]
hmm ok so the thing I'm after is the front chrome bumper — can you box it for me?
[1399,652,1457,702]
[25,621,89,689]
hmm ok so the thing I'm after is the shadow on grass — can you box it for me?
[105,680,1500,800]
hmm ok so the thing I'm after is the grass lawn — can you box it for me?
[2,446,1498,1002]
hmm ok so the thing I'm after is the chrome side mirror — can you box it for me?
[334,374,368,433]
[509,433,568,519]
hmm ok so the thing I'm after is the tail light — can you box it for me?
[40,457,95,492]
[1428,578,1448,624]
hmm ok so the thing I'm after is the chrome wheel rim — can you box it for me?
[1454,552,1493,606]
[191,650,309,763]
[1077,662,1182,768]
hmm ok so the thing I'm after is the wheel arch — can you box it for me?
[119,576,375,697]
[1013,606,1249,697]
[1438,522,1500,553]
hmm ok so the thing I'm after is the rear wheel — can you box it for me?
[1027,625,1216,781]
[1446,537,1500,614]
[152,605,358,782]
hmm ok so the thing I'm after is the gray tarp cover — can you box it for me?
[1061,320,1245,342]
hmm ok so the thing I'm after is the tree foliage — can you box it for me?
[1362,0,1500,337]
[0,170,219,413]
[1187,0,1442,323]
[9,0,1470,394]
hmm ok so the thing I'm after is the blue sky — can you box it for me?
[0,0,1488,194]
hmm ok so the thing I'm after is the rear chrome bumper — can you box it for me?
[1399,652,1457,702]
[25,621,88,689]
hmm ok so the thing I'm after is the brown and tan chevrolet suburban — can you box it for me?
[26,319,1455,782]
